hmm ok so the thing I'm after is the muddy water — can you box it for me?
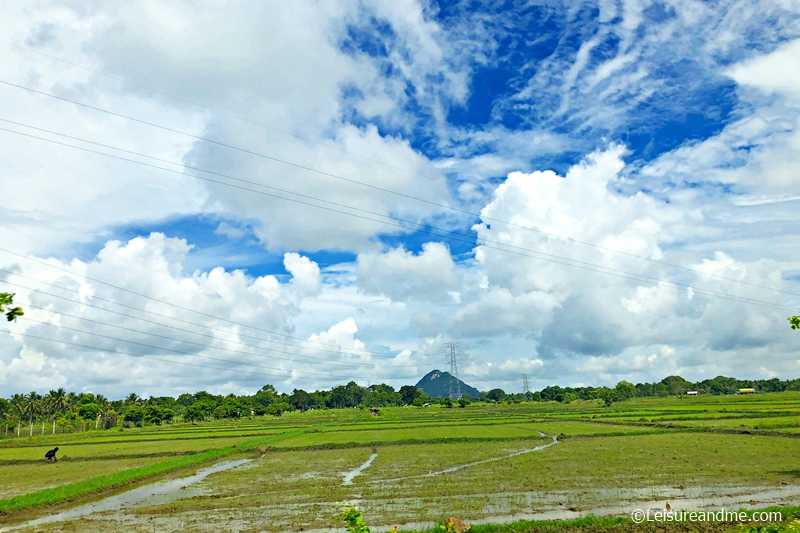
[1,459,251,532]
[5,434,800,533]
[304,484,800,533]
[371,434,558,484]
[342,453,378,485]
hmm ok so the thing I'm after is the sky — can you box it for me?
[1,0,799,398]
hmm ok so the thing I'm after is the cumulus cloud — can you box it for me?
[357,242,462,303]
[0,233,322,395]
[304,317,370,363]
[283,253,321,296]
[726,39,800,98]
[1,1,800,397]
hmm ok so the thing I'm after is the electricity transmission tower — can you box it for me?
[522,374,530,394]
[446,342,461,400]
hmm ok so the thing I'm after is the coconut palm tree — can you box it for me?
[46,388,69,434]
[48,388,69,413]
[24,392,43,437]
[95,395,111,429]
[125,393,140,405]
[10,394,24,437]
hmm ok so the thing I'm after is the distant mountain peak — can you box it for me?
[415,369,480,398]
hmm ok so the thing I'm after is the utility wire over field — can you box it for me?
[0,124,795,314]
[0,79,798,302]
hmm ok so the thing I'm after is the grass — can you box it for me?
[3,393,800,530]
[0,457,167,500]
[0,445,239,514]
[0,430,303,516]
[0,435,263,461]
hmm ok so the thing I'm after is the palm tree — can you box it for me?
[10,394,24,437]
[48,388,69,413]
[24,392,43,437]
[125,393,140,405]
[95,395,111,429]
[46,388,69,434]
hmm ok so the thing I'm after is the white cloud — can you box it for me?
[2,1,800,397]
[304,318,370,363]
[357,242,462,303]
[726,39,800,98]
[283,253,321,296]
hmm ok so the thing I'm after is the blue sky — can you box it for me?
[1,0,799,397]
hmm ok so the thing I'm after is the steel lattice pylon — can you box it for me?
[446,342,461,400]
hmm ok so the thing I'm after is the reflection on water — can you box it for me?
[2,459,251,532]
[342,453,378,485]
[371,434,558,484]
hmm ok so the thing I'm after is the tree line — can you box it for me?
[0,382,446,435]
[2,374,800,436]
[531,374,800,406]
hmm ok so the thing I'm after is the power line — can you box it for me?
[16,332,338,383]
[16,301,425,370]
[0,40,442,185]
[459,352,518,386]
[0,82,797,301]
[16,316,421,380]
[0,246,377,355]
[0,127,795,314]
[0,39,577,221]
[0,271,398,360]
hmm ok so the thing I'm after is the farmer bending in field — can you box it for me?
[45,447,59,462]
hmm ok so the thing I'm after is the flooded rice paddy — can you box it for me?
[2,396,800,532]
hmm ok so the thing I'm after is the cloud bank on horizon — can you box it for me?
[0,0,799,397]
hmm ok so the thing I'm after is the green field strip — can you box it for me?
[0,429,286,449]
[0,435,258,461]
[0,428,310,515]
[0,456,169,501]
[664,415,800,429]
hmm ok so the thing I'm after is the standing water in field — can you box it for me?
[2,459,251,531]
[372,433,558,484]
[342,453,378,485]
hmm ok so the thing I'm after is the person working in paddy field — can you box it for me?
[45,447,59,462]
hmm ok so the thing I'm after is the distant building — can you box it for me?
[686,391,698,396]
[738,388,756,394]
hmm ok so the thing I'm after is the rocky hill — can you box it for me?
[415,369,480,398]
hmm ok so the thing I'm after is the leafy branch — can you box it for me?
[0,292,24,322]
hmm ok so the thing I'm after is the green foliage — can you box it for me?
[267,402,292,416]
[143,405,174,425]
[789,316,800,330]
[290,389,312,411]
[123,406,144,426]
[442,397,454,408]
[662,375,692,396]
[184,400,215,422]
[77,403,100,420]
[0,292,24,322]
[399,385,421,405]
[614,380,637,400]
[458,397,470,408]
[481,388,506,402]
[333,507,371,533]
